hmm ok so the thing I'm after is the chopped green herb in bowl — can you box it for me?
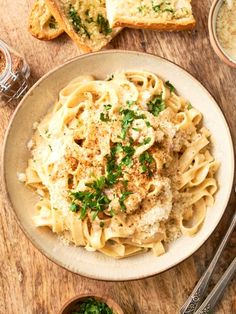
[59,294,123,314]
[71,298,113,314]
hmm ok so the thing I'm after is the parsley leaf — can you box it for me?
[139,151,155,177]
[96,14,112,36]
[152,1,161,12]
[100,112,110,122]
[69,203,80,213]
[187,102,193,110]
[70,189,110,220]
[147,95,166,117]
[100,221,105,228]
[119,191,133,211]
[68,5,90,38]
[163,8,174,13]
[126,100,136,107]
[107,74,114,81]
[165,80,175,93]
[49,17,57,29]
[138,137,151,146]
[104,104,112,111]
[73,298,113,314]
[120,109,145,139]
[86,176,106,192]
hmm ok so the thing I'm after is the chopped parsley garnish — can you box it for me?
[70,189,110,220]
[109,208,115,217]
[163,8,174,13]
[45,129,51,138]
[106,142,135,185]
[119,191,133,211]
[165,80,175,93]
[152,2,161,12]
[145,121,151,127]
[152,1,175,13]
[96,14,112,36]
[187,102,193,110]
[99,221,105,228]
[100,104,112,121]
[68,5,90,38]
[126,100,136,107]
[100,112,110,122]
[107,74,114,81]
[85,9,94,23]
[139,137,151,146]
[49,17,57,29]
[147,95,166,117]
[71,298,113,314]
[139,151,155,177]
[120,145,135,167]
[137,5,148,13]
[86,176,106,192]
[122,180,128,189]
[69,203,80,213]
[69,141,136,218]
[120,109,145,139]
[104,104,112,110]
[48,144,52,151]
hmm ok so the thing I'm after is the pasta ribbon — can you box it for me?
[21,71,219,258]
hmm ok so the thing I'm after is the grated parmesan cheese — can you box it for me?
[17,172,26,182]
[27,139,35,150]
[32,121,39,130]
[216,0,236,61]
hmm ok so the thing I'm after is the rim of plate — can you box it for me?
[2,50,235,281]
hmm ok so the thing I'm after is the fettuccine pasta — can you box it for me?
[20,71,219,258]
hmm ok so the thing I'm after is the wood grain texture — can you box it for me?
[0,1,235,313]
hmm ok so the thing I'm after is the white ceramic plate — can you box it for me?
[2,51,234,281]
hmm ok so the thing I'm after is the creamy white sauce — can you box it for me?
[216,0,236,61]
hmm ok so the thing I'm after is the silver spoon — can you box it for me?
[180,186,236,314]
[195,257,236,314]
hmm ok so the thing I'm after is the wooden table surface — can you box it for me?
[0,1,235,313]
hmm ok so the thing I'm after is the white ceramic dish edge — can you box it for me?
[2,50,235,281]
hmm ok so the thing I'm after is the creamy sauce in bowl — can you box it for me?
[216,0,236,61]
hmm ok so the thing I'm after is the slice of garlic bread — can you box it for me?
[106,0,196,30]
[28,0,64,40]
[45,0,121,52]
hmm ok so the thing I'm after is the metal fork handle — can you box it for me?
[180,211,236,314]
[195,257,236,314]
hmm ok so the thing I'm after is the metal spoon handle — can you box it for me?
[195,257,236,314]
[180,211,236,314]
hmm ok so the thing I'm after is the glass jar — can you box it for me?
[0,39,30,105]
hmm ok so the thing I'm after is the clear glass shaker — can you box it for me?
[0,39,30,105]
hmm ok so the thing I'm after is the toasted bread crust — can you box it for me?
[45,0,121,52]
[28,0,64,41]
[112,18,196,31]
[106,0,196,31]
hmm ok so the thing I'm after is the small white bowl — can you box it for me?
[209,0,236,68]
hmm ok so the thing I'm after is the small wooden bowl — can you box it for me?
[59,294,124,314]
[208,0,236,68]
